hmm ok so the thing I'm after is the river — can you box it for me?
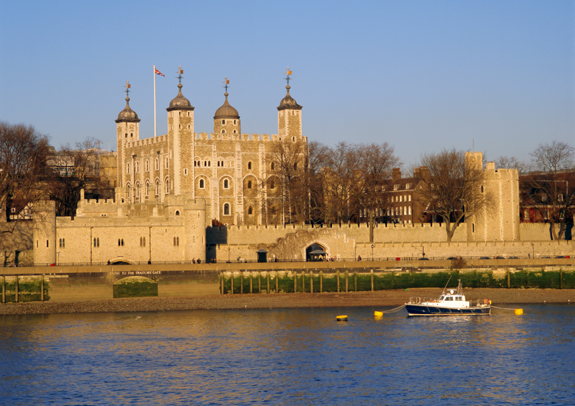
[1,304,574,405]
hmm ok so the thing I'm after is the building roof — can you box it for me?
[214,92,239,119]
[166,83,195,111]
[115,96,140,123]
[277,84,302,111]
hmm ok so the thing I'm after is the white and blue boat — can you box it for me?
[405,279,491,317]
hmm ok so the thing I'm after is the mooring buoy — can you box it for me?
[336,315,348,321]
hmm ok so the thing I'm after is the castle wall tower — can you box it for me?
[183,198,206,262]
[33,200,56,265]
[465,152,520,242]
[115,84,140,192]
[277,70,302,140]
[166,71,195,197]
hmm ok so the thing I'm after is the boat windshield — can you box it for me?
[445,297,453,301]
[439,295,445,301]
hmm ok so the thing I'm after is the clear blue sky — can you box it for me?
[1,0,573,167]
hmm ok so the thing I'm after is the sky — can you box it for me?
[1,0,573,168]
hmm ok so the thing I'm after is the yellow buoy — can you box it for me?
[374,311,383,318]
[515,308,523,316]
[336,315,348,321]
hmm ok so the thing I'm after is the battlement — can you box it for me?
[125,134,168,149]
[193,132,306,142]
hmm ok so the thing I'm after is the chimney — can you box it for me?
[392,168,401,180]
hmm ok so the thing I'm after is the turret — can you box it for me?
[213,77,241,136]
[166,67,195,197]
[115,81,140,189]
[277,68,302,141]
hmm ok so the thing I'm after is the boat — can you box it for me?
[405,279,491,317]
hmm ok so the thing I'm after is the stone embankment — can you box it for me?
[1,288,574,315]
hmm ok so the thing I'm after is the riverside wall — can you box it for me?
[1,259,574,303]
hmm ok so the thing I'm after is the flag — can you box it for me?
[155,68,165,77]
[225,77,229,84]
[287,68,292,75]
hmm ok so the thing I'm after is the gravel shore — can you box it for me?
[1,288,574,315]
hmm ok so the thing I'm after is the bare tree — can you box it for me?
[527,141,575,240]
[357,143,401,242]
[322,142,361,225]
[0,122,51,223]
[495,156,529,175]
[305,141,330,225]
[269,140,307,224]
[48,138,112,217]
[416,149,487,242]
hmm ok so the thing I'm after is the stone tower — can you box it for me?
[277,70,303,141]
[115,85,140,191]
[32,200,56,265]
[465,152,520,242]
[166,72,195,197]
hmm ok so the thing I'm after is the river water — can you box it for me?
[1,304,574,405]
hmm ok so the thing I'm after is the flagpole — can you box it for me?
[153,65,157,137]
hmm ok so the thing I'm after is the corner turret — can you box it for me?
[277,68,302,141]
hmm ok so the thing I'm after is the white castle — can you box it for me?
[31,72,570,266]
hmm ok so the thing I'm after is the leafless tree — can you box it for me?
[416,148,487,242]
[495,156,529,174]
[357,143,401,242]
[305,141,330,225]
[322,142,361,225]
[268,140,307,224]
[526,141,575,240]
[0,122,51,223]
[48,138,112,217]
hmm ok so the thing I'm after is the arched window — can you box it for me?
[221,130,225,134]
[127,163,130,174]
[146,181,150,196]
[223,203,230,216]
[222,119,225,125]
[145,160,149,172]
[155,158,159,170]
[270,180,275,189]
[175,210,180,216]
[271,162,275,170]
[247,180,252,189]
[165,179,169,194]
[248,206,253,215]
[165,158,169,169]
[199,179,205,189]
[248,161,252,170]
[135,162,139,173]
[223,179,229,189]
[155,181,159,196]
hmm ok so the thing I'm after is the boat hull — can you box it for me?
[405,304,491,317]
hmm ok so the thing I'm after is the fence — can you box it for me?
[220,269,575,294]
[1,275,50,303]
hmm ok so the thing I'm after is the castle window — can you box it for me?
[146,182,150,196]
[248,162,252,170]
[233,130,237,134]
[173,236,180,246]
[127,163,130,174]
[233,120,237,125]
[118,239,124,246]
[59,238,65,248]
[222,130,225,134]
[208,161,211,167]
[294,163,297,170]
[175,210,180,216]
[188,125,190,129]
[165,179,169,194]
[145,160,149,172]
[472,223,475,233]
[47,240,49,248]
[481,185,484,193]
[222,120,225,125]
[165,158,169,169]
[155,181,159,196]
[247,180,252,189]
[224,179,229,189]
[408,206,412,215]
[199,179,205,189]
[155,158,159,170]
[270,180,275,189]
[184,168,188,175]
[408,195,412,202]
[93,237,99,247]
[125,133,128,138]
[248,206,253,215]
[271,163,275,170]
[223,203,230,216]
[292,137,295,142]
[131,133,133,137]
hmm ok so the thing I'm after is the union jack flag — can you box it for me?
[155,68,165,77]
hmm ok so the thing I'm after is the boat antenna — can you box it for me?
[442,275,453,294]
